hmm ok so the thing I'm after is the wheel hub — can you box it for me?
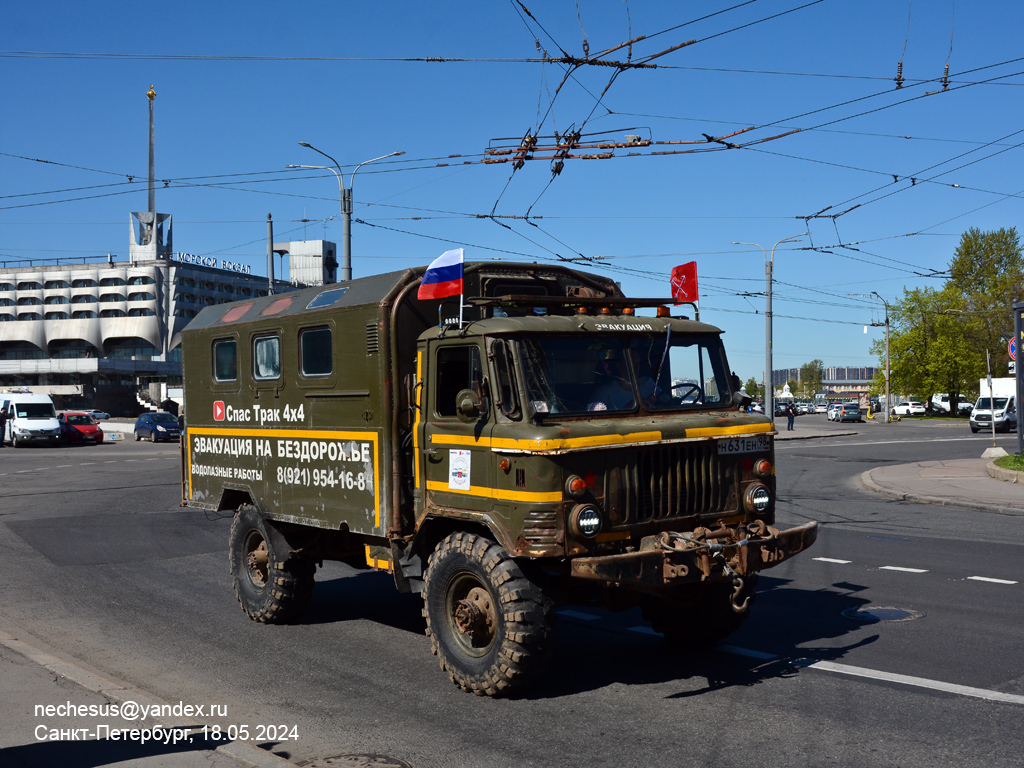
[453,586,494,642]
[246,541,269,587]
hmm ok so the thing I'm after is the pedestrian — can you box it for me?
[786,402,796,431]
[0,406,7,447]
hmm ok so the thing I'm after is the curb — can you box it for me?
[987,461,1024,484]
[776,431,858,441]
[0,616,299,768]
[860,468,1024,517]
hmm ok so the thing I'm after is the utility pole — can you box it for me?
[732,235,805,422]
[267,213,275,296]
[851,292,892,422]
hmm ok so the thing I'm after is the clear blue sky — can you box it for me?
[3,1,1022,382]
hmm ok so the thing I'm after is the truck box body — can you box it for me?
[181,261,817,695]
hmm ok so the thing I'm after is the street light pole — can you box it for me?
[288,144,405,281]
[850,292,892,422]
[873,291,892,424]
[733,235,804,422]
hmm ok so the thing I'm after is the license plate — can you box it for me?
[717,435,770,454]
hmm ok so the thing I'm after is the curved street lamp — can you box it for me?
[732,234,805,421]
[287,143,405,281]
[850,291,892,422]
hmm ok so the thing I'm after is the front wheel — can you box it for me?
[423,532,554,696]
[228,505,314,624]
[643,574,759,648]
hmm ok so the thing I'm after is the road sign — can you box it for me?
[1010,336,1017,361]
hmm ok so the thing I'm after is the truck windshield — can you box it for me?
[976,397,1008,410]
[515,333,729,416]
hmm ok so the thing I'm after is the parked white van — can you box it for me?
[1,393,61,447]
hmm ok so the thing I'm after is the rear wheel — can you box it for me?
[423,532,554,696]
[228,505,314,624]
[643,574,758,648]
[134,430,141,441]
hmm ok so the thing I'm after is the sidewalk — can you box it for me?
[771,418,1024,516]
[0,621,296,768]
[862,458,1024,516]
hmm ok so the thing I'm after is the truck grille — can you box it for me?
[617,441,736,523]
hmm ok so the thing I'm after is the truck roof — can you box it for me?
[183,261,632,334]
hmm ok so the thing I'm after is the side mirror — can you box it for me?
[456,389,482,422]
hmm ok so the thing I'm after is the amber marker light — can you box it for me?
[622,307,635,315]
[656,306,671,317]
[565,475,587,497]
[755,459,773,477]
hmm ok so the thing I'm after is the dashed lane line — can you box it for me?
[879,566,929,573]
[814,557,1016,584]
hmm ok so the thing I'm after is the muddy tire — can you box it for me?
[643,574,758,648]
[228,505,314,624]
[423,532,554,696]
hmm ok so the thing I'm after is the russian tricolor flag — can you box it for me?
[417,248,464,300]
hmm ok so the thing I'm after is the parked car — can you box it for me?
[58,412,104,444]
[134,411,181,442]
[797,402,814,415]
[892,401,926,416]
[83,409,110,421]
[826,403,842,421]
[838,402,862,423]
[814,403,827,414]
[750,403,765,414]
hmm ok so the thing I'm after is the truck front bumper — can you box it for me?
[569,521,818,588]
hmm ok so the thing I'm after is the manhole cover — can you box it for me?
[297,756,413,768]
[842,606,924,623]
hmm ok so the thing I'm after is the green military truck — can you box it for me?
[180,261,816,696]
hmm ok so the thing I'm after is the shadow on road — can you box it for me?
[301,571,878,700]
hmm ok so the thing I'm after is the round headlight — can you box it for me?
[744,484,771,514]
[571,504,602,537]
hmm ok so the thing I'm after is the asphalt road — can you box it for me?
[1,418,1022,767]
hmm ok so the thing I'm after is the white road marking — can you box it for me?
[814,557,852,564]
[968,576,1018,585]
[879,566,928,573]
[558,609,600,621]
[627,625,659,636]
[791,657,1024,706]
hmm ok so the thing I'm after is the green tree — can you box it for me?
[874,227,1023,411]
[948,226,1024,379]
[743,377,762,399]
[799,359,824,398]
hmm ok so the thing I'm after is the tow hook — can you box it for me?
[710,545,751,613]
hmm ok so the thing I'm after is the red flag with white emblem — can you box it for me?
[671,262,698,304]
